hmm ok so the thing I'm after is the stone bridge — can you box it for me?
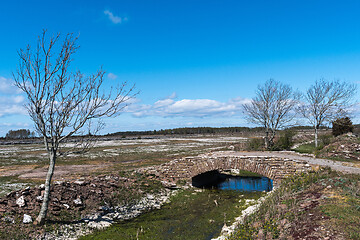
[143,152,313,186]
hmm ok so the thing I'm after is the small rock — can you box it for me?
[161,181,178,189]
[55,181,64,185]
[36,195,43,202]
[88,220,112,229]
[23,214,32,224]
[74,180,85,185]
[147,194,155,200]
[73,197,82,206]
[38,184,45,189]
[16,196,26,207]
[63,204,70,209]
[3,216,15,224]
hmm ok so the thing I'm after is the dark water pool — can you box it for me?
[216,175,273,192]
[192,170,273,192]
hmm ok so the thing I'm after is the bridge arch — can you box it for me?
[142,154,312,187]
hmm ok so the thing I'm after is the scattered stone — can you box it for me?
[23,214,32,224]
[88,219,112,229]
[36,195,43,201]
[3,216,15,224]
[16,195,26,207]
[147,194,155,200]
[73,197,82,206]
[74,180,85,186]
[161,181,178,189]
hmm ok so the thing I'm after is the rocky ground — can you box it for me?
[319,133,360,162]
[227,168,360,239]
[0,133,359,239]
[0,171,174,239]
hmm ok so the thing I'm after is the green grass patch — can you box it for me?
[293,143,318,154]
[80,189,264,240]
[236,170,264,178]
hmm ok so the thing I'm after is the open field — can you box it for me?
[0,132,359,239]
[0,134,247,196]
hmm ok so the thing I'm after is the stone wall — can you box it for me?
[142,154,313,186]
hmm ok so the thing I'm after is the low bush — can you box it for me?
[273,129,295,150]
[246,138,264,151]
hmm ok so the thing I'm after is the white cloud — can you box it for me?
[104,10,127,24]
[0,96,27,117]
[167,92,177,99]
[107,73,118,80]
[128,95,250,118]
[0,76,26,118]
[0,76,21,94]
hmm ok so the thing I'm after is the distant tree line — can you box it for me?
[107,126,267,137]
[5,129,35,139]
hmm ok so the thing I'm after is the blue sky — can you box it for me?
[1,0,360,136]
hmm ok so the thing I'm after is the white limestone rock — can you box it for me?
[23,214,32,224]
[73,197,82,206]
[16,196,26,207]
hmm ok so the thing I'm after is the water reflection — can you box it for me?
[192,170,273,192]
[217,176,273,192]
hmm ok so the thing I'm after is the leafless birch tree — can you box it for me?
[298,79,356,147]
[13,30,136,225]
[243,79,300,149]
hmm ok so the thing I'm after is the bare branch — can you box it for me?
[243,79,300,148]
[298,79,357,147]
[13,30,136,225]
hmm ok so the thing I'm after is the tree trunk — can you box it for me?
[269,130,276,149]
[264,130,269,149]
[35,150,56,225]
[314,127,318,148]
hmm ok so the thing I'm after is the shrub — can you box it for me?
[319,134,332,146]
[274,129,295,150]
[247,138,264,151]
[332,117,353,136]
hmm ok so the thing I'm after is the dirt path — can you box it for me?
[211,151,360,174]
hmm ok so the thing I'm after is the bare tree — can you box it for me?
[299,79,356,147]
[13,30,136,225]
[243,79,300,149]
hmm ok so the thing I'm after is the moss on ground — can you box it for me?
[81,189,264,240]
